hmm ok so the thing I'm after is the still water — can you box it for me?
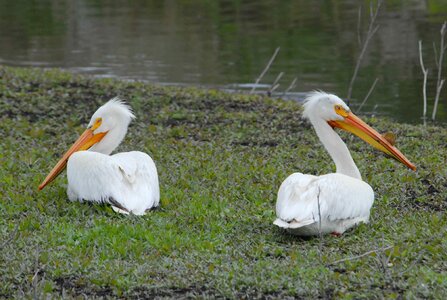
[1,0,447,123]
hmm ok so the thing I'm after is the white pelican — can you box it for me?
[38,98,160,215]
[274,92,415,236]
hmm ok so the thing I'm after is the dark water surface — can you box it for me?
[1,0,447,123]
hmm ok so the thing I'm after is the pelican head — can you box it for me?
[303,91,350,122]
[303,91,416,171]
[87,98,135,154]
[38,97,135,190]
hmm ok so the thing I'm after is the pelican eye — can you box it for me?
[334,105,349,117]
[91,117,102,131]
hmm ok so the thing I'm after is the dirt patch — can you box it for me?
[421,178,439,195]
[402,183,446,212]
[52,276,303,299]
[53,276,221,299]
[231,140,279,147]
[54,276,114,298]
[128,285,221,299]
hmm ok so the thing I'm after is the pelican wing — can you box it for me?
[112,151,160,211]
[275,172,374,227]
[67,151,159,215]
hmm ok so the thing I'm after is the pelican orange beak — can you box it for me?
[328,110,416,171]
[38,119,107,190]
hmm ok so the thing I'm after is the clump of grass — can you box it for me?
[0,66,446,298]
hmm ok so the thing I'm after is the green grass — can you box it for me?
[0,66,446,298]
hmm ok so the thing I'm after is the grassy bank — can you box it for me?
[0,66,446,298]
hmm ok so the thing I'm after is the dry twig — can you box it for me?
[433,41,439,68]
[432,22,447,120]
[327,245,393,266]
[32,247,46,300]
[268,72,284,96]
[284,77,298,95]
[347,0,383,101]
[373,235,393,283]
[418,40,429,122]
[357,6,362,46]
[250,47,280,94]
[399,250,426,276]
[358,77,379,112]
[0,224,19,250]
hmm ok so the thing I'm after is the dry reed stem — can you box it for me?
[250,47,280,94]
[358,77,379,112]
[268,72,284,96]
[432,22,447,120]
[418,40,429,121]
[284,77,297,95]
[347,0,383,101]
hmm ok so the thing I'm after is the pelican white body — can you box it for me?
[274,172,373,236]
[67,150,159,215]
